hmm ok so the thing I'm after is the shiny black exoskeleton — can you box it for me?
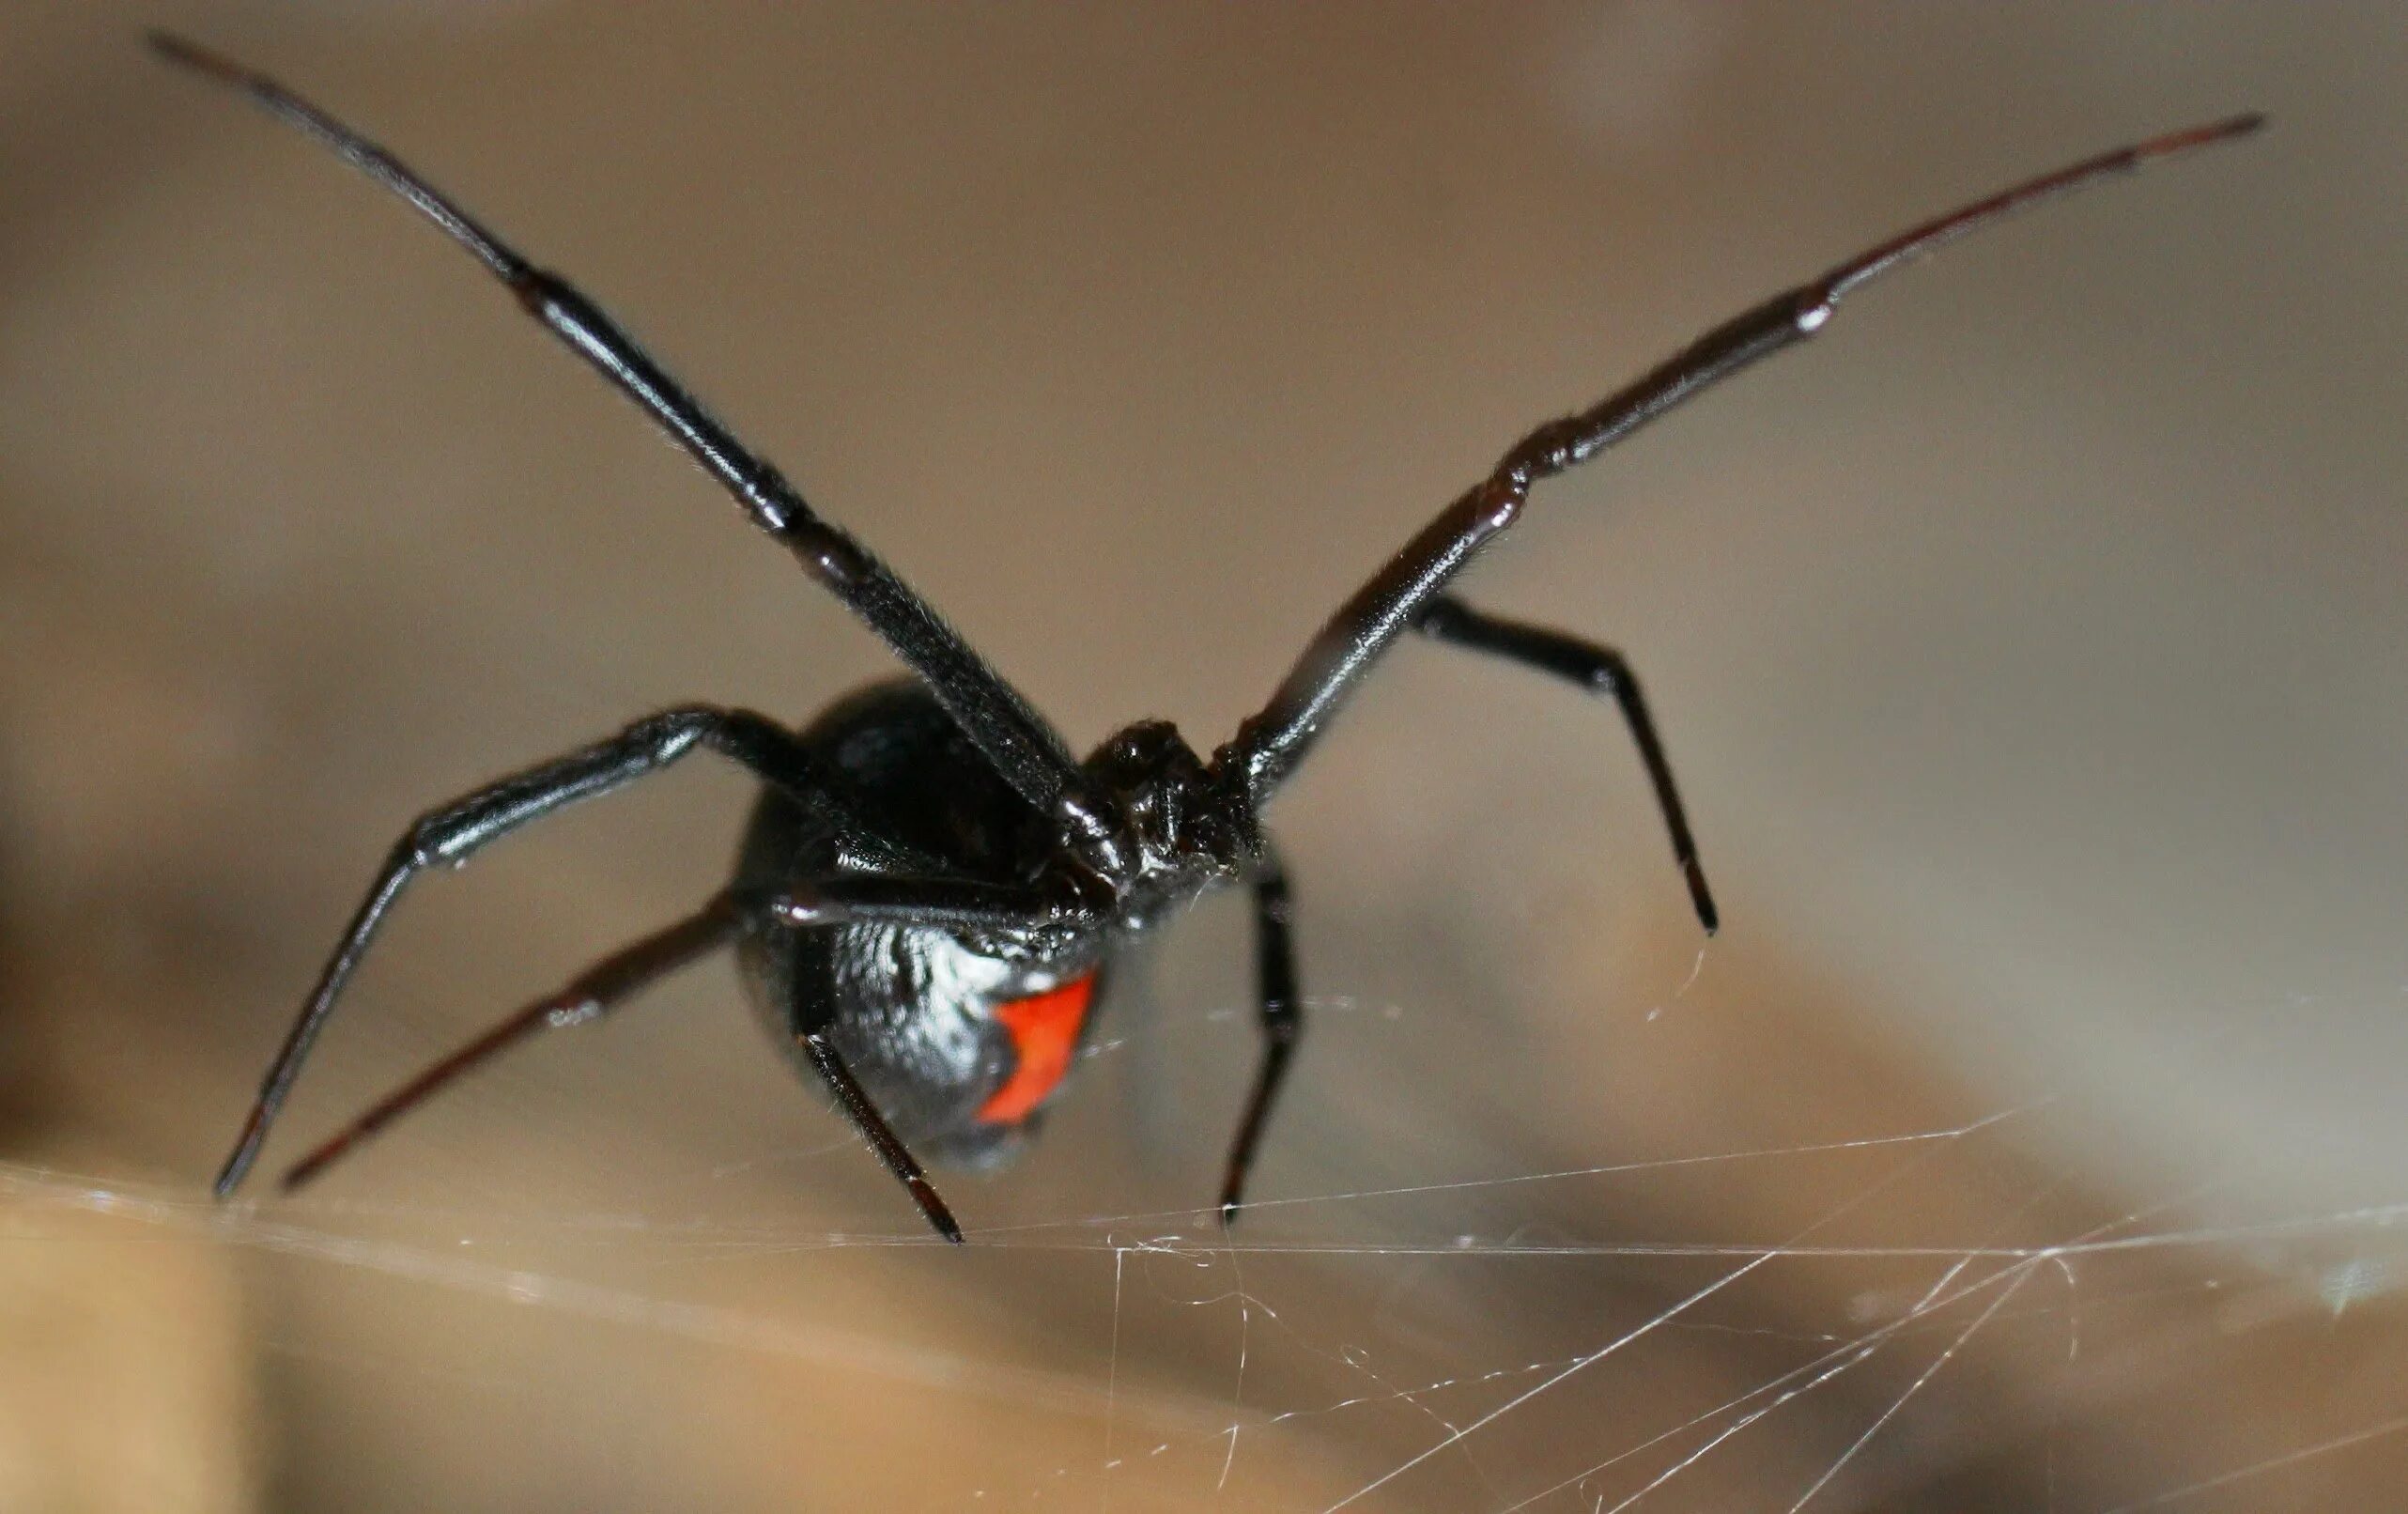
[159,32,2261,1241]
[730,681,1166,1178]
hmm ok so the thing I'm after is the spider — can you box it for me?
[156,32,2261,1243]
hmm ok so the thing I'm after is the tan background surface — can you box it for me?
[2,3,2404,1509]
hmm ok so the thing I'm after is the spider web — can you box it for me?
[9,935,2405,1512]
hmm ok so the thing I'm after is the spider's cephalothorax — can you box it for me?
[158,31,2261,1241]
[1086,717,1258,916]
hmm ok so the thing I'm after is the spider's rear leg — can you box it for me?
[279,893,743,1193]
[271,869,1069,1244]
[1415,595,1716,935]
[1220,848,1301,1225]
[214,704,909,1197]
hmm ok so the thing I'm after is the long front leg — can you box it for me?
[147,34,1100,833]
[215,705,895,1196]
[1219,847,1300,1225]
[1415,596,1715,935]
[1214,116,2261,809]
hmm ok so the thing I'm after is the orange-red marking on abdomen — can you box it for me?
[976,972,1097,1124]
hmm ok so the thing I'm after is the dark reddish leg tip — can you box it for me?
[147,30,231,79]
[1684,858,1719,936]
[210,1123,266,1199]
[910,1180,965,1244]
[2170,112,2267,151]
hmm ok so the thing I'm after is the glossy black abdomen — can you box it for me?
[733,679,1102,1166]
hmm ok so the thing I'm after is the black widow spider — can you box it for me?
[156,32,2261,1243]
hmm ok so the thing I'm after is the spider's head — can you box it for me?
[1082,719,1251,915]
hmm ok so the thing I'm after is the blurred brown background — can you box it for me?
[3,3,2405,1509]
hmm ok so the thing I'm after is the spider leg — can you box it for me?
[1216,115,2263,807]
[147,32,1104,838]
[798,1033,964,1244]
[768,873,1100,931]
[1219,845,1300,1225]
[278,865,1070,1245]
[215,705,903,1197]
[1415,596,1716,935]
[279,893,742,1194]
